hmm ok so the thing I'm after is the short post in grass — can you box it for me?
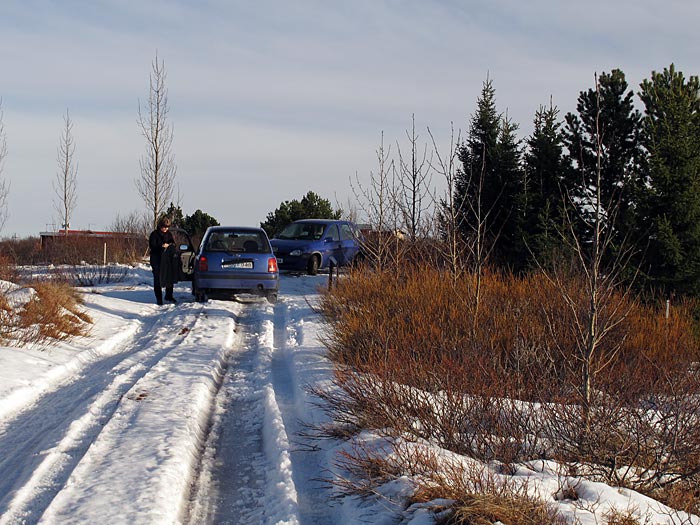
[328,256,337,289]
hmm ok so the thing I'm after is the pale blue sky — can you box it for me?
[0,0,697,236]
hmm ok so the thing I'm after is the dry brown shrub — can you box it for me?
[18,281,92,342]
[41,234,146,265]
[407,447,565,525]
[331,437,565,525]
[321,265,700,401]
[330,439,404,497]
[0,253,18,283]
[0,292,13,342]
[0,236,42,265]
[603,508,644,525]
[442,492,565,525]
[319,264,700,506]
[654,481,700,517]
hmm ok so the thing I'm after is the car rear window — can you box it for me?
[205,230,269,253]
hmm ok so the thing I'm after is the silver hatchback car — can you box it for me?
[192,226,279,303]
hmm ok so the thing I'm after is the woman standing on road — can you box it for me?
[149,217,176,305]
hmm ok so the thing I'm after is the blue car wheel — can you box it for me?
[307,254,320,275]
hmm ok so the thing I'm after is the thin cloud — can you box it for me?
[0,0,696,236]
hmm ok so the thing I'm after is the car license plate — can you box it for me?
[222,261,253,269]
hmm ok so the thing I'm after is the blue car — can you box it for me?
[270,219,364,275]
[192,226,279,303]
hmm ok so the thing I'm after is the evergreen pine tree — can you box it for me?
[522,102,567,268]
[494,113,526,270]
[162,203,185,227]
[563,69,642,253]
[638,64,700,296]
[454,77,525,270]
[261,191,341,238]
[183,209,219,242]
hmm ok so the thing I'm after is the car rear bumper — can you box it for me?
[194,272,279,292]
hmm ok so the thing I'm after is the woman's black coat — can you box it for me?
[148,228,175,270]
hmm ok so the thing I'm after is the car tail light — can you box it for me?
[198,256,209,272]
[268,257,278,273]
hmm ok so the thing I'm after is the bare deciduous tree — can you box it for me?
[547,74,637,439]
[396,114,432,241]
[351,132,402,269]
[428,124,465,283]
[0,99,9,232]
[109,210,150,237]
[54,108,78,231]
[446,137,499,330]
[136,52,176,230]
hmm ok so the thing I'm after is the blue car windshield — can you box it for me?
[277,223,326,241]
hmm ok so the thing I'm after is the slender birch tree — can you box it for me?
[429,123,466,283]
[396,114,432,241]
[54,108,78,231]
[136,52,176,230]
[351,133,401,269]
[0,99,8,232]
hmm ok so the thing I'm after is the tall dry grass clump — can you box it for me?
[318,265,700,512]
[330,437,566,524]
[18,281,92,341]
[0,250,96,348]
[320,267,699,400]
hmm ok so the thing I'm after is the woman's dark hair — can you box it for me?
[157,217,172,229]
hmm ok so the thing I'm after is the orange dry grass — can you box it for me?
[407,447,565,525]
[318,265,700,504]
[19,281,92,341]
[331,436,565,525]
[321,266,700,400]
[0,254,18,282]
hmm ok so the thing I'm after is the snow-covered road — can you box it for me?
[0,271,340,525]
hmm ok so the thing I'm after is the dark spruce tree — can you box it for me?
[161,203,185,227]
[454,77,526,271]
[562,69,643,265]
[495,114,527,270]
[522,102,567,269]
[183,209,219,245]
[638,64,700,296]
[261,191,341,238]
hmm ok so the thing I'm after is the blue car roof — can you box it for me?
[290,219,349,224]
[206,226,266,233]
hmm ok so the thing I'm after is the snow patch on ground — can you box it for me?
[0,269,697,524]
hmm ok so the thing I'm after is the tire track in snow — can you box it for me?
[0,302,203,524]
[271,297,336,525]
[186,300,301,525]
[186,306,268,524]
[40,302,239,524]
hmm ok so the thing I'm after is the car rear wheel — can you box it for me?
[266,292,278,304]
[307,255,320,275]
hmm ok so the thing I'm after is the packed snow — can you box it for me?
[0,266,697,524]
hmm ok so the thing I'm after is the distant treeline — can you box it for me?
[449,63,700,298]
